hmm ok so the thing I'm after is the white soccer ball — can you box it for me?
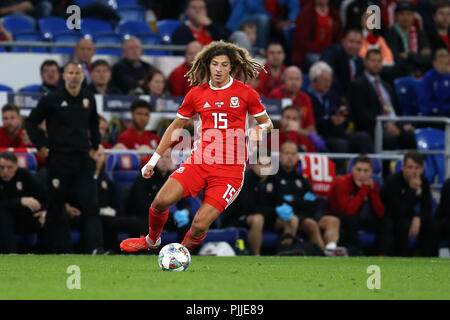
[158,243,191,271]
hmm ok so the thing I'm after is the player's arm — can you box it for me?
[141,116,188,179]
[250,112,273,142]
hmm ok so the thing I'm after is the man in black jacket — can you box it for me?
[0,151,47,253]
[381,151,439,256]
[26,61,101,253]
[436,177,450,253]
[347,49,416,153]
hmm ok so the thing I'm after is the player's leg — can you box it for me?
[299,217,325,249]
[182,203,221,253]
[275,215,299,246]
[318,215,340,250]
[246,213,264,255]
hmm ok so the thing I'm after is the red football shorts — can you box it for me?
[169,163,245,212]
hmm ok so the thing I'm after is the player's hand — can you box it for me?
[37,147,49,159]
[141,164,155,179]
[409,216,421,237]
[21,197,41,212]
[33,210,46,226]
[65,203,81,217]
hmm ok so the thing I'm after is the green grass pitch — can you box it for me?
[1,255,449,300]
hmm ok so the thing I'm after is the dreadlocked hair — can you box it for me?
[185,40,266,86]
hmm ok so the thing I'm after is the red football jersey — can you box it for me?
[176,77,266,167]
[299,154,336,197]
[117,127,161,150]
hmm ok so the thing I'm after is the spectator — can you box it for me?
[436,177,450,254]
[382,151,439,257]
[347,49,416,152]
[86,59,121,96]
[385,0,432,78]
[339,0,372,30]
[321,28,364,104]
[292,0,344,70]
[221,154,274,256]
[115,99,161,164]
[0,1,52,21]
[426,1,450,53]
[226,0,271,50]
[37,60,60,94]
[74,38,96,85]
[325,155,386,255]
[274,141,342,255]
[264,0,300,47]
[275,106,316,153]
[98,115,112,150]
[172,0,229,46]
[0,104,27,148]
[0,18,13,41]
[417,48,450,116]
[229,21,259,57]
[131,68,169,97]
[168,41,203,97]
[255,42,286,97]
[111,37,154,94]
[380,0,425,32]
[0,151,47,253]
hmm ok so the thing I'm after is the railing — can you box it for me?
[375,116,450,179]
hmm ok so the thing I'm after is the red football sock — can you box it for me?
[148,205,169,243]
[182,230,207,252]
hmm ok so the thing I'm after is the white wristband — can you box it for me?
[258,122,270,130]
[148,152,161,167]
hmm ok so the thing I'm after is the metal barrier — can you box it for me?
[375,116,450,179]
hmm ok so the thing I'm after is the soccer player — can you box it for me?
[120,40,273,253]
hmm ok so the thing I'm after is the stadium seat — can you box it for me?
[415,128,445,184]
[50,31,83,54]
[203,227,240,246]
[94,32,123,55]
[0,46,5,52]
[15,233,39,249]
[301,74,310,92]
[74,0,95,6]
[117,20,153,36]
[80,18,114,37]
[156,19,182,44]
[0,84,13,92]
[394,77,422,116]
[11,31,47,53]
[282,23,295,50]
[116,0,137,7]
[138,33,166,56]
[38,17,67,40]
[117,5,146,22]
[15,153,38,173]
[2,15,35,35]
[19,84,41,92]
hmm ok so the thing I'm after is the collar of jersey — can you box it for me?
[209,77,233,90]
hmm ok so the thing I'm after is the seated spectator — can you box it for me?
[255,42,286,97]
[74,38,95,86]
[221,154,273,255]
[381,151,439,257]
[229,21,259,57]
[37,60,60,94]
[172,0,230,46]
[274,141,342,255]
[385,1,432,78]
[292,0,343,70]
[275,106,316,153]
[111,37,154,94]
[0,151,47,253]
[436,177,450,254]
[380,0,425,32]
[0,1,52,21]
[347,49,416,153]
[321,28,364,104]
[168,41,203,97]
[340,0,372,30]
[426,1,450,53]
[226,0,271,50]
[264,0,300,47]
[86,59,121,96]
[98,115,112,149]
[115,99,161,164]
[0,18,13,41]
[131,68,169,97]
[417,48,450,116]
[325,155,386,255]
[0,104,27,148]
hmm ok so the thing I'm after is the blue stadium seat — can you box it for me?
[12,31,47,53]
[74,0,95,6]
[2,15,35,35]
[415,128,445,184]
[116,0,137,7]
[80,18,114,37]
[138,33,166,56]
[117,5,146,22]
[15,233,38,248]
[38,17,67,40]
[156,19,182,44]
[0,46,5,52]
[203,227,239,246]
[301,74,310,92]
[15,153,38,173]
[94,32,123,55]
[19,84,42,92]
[107,153,141,185]
[0,84,13,92]
[117,20,153,36]
[394,77,421,116]
[282,23,295,50]
[358,230,376,248]
[50,31,83,54]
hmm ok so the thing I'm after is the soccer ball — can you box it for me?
[158,243,191,271]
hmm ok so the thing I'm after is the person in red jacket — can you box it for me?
[0,104,28,148]
[326,154,386,255]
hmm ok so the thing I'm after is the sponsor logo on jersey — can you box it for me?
[230,96,240,108]
[215,101,224,108]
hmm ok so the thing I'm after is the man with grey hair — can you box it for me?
[111,36,155,94]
